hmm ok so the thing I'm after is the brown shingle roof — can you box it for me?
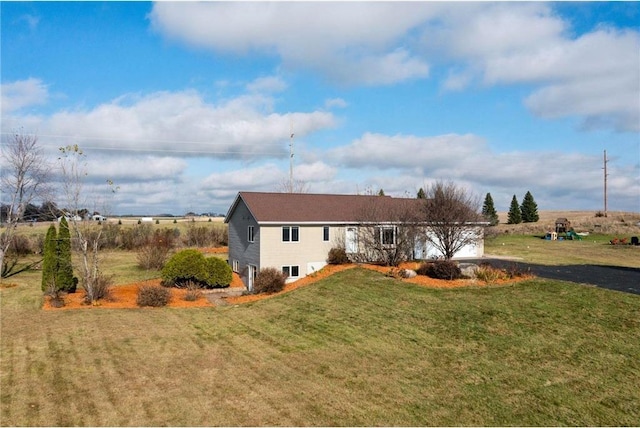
[226,192,424,223]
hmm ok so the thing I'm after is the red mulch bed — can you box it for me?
[43,259,531,310]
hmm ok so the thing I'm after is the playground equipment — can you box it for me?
[565,229,583,240]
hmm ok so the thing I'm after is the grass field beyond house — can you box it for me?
[485,233,640,268]
[1,268,639,426]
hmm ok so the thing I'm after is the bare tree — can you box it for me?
[0,131,51,278]
[351,196,421,266]
[276,177,309,194]
[58,145,115,303]
[421,180,483,260]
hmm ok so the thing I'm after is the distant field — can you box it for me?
[494,210,640,235]
[1,268,639,426]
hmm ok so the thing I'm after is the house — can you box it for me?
[225,192,486,290]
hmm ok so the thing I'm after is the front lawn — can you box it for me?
[1,268,638,426]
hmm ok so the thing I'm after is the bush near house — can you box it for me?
[327,247,350,265]
[253,267,287,294]
[161,249,232,288]
[416,260,462,280]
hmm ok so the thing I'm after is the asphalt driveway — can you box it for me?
[470,258,640,296]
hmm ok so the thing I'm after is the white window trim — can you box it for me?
[282,225,300,243]
[232,260,239,273]
[248,225,255,243]
[282,265,300,278]
[378,225,397,247]
[323,225,330,242]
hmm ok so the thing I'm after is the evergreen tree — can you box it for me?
[417,188,426,199]
[378,189,385,196]
[520,191,539,223]
[56,217,76,293]
[507,195,522,224]
[41,225,58,292]
[481,193,499,226]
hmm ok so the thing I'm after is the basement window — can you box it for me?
[282,265,300,278]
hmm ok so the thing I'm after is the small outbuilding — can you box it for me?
[555,218,571,234]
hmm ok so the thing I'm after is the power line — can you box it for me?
[0,132,288,156]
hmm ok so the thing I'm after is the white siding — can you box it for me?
[260,224,343,281]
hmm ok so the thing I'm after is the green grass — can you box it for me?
[485,233,640,268]
[2,268,639,426]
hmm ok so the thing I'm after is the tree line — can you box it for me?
[480,191,539,226]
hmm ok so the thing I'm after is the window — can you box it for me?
[282,265,300,278]
[248,225,255,242]
[323,226,330,242]
[377,226,396,246]
[282,226,299,242]
[232,260,239,273]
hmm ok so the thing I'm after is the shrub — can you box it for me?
[183,281,202,302]
[327,247,350,265]
[137,285,171,307]
[137,244,171,270]
[253,267,287,294]
[161,249,209,287]
[9,234,35,256]
[211,226,228,246]
[120,224,153,250]
[161,249,233,289]
[100,223,122,249]
[136,230,175,270]
[41,225,57,292]
[57,217,77,293]
[82,273,112,304]
[205,257,232,287]
[417,260,461,280]
[475,264,509,282]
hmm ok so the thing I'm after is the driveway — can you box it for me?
[470,258,640,296]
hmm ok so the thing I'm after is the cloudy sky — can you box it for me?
[2,1,638,216]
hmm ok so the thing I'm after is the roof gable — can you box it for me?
[225,192,424,224]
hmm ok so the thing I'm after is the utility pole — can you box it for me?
[603,150,608,218]
[289,119,294,193]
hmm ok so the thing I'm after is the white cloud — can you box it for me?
[328,132,639,212]
[324,98,348,109]
[149,2,639,132]
[149,2,434,86]
[330,132,485,170]
[246,76,287,94]
[83,154,187,182]
[1,78,49,113]
[200,163,283,197]
[423,3,640,133]
[24,89,337,159]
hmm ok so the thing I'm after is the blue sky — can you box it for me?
[2,1,639,215]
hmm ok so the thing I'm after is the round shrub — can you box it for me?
[417,260,462,280]
[161,249,209,287]
[327,247,350,265]
[205,257,233,288]
[253,267,287,294]
[137,285,171,307]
